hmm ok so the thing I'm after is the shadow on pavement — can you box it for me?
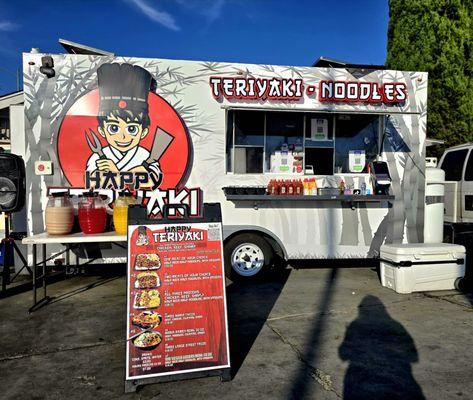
[226,268,291,378]
[339,295,425,400]
[48,275,122,305]
[287,267,339,399]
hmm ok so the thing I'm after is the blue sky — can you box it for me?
[0,0,389,94]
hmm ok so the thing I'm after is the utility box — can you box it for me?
[380,243,466,293]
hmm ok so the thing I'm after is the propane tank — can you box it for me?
[424,167,445,243]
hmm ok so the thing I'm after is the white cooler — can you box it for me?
[380,243,466,294]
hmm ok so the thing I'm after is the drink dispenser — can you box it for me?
[113,192,135,235]
[45,192,74,235]
[78,192,107,234]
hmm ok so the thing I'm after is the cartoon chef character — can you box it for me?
[86,63,163,181]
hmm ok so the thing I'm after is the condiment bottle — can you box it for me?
[303,179,309,195]
[78,192,107,234]
[288,180,294,195]
[309,178,317,196]
[113,193,129,235]
[295,179,302,196]
[45,192,74,235]
[339,179,345,195]
[268,179,277,195]
[279,180,287,195]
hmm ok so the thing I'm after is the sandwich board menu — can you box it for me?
[125,203,230,391]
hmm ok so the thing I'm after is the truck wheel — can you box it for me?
[454,277,464,291]
[224,233,274,281]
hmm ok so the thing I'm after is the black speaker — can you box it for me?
[0,152,26,213]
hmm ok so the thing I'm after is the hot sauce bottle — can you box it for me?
[288,180,295,195]
[295,179,302,196]
[279,180,287,195]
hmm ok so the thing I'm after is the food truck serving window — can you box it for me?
[334,114,379,173]
[226,110,380,175]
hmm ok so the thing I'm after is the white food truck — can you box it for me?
[16,50,428,280]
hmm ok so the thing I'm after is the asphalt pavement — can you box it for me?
[0,265,472,400]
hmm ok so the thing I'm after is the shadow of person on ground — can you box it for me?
[339,295,425,400]
[226,268,291,378]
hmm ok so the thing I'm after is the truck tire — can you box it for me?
[224,233,274,281]
[454,277,464,291]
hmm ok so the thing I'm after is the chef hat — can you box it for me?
[97,63,152,117]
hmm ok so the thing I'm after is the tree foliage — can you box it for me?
[386,0,472,152]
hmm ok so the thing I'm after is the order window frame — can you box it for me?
[225,109,384,176]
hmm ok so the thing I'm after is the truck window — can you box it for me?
[440,149,468,181]
[265,112,304,173]
[465,151,473,181]
[231,110,265,173]
[226,110,380,175]
[334,114,379,173]
[304,113,334,175]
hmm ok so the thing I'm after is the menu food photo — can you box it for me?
[126,219,230,381]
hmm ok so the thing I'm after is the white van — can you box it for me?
[438,143,473,223]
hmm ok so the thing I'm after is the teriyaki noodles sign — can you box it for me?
[209,76,407,104]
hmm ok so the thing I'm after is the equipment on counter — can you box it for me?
[380,243,465,293]
[317,187,340,196]
[270,141,304,174]
[370,161,391,195]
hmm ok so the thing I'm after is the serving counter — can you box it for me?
[22,232,127,312]
[224,194,395,209]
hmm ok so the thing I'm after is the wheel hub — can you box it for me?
[231,243,265,277]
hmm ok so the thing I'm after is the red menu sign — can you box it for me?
[126,221,230,380]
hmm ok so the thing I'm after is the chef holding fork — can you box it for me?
[86,63,173,185]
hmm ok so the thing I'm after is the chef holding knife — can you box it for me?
[86,63,173,186]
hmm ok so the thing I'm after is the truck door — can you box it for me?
[461,150,473,222]
[439,148,469,223]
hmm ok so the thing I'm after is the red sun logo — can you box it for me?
[57,89,191,190]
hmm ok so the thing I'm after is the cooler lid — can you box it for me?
[381,243,465,257]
